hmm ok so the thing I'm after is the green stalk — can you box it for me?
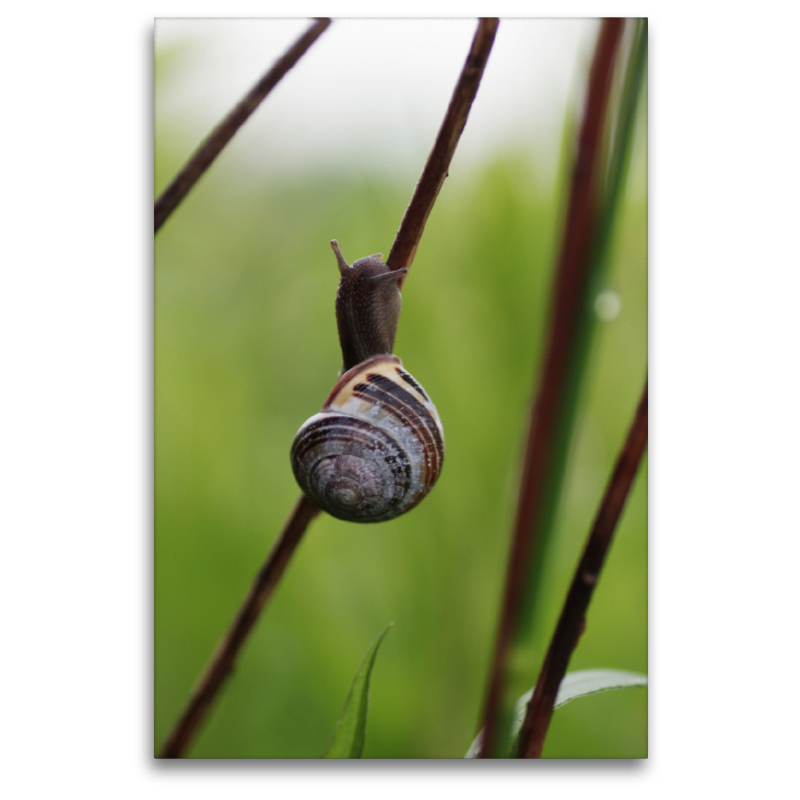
[479,18,648,757]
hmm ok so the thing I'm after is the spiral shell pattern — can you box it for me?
[291,354,444,522]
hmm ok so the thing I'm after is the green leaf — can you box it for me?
[465,669,647,758]
[324,623,393,758]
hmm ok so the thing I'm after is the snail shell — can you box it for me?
[291,353,444,523]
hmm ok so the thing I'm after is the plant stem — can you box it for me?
[517,380,648,758]
[158,19,497,758]
[386,18,498,287]
[158,495,320,758]
[477,18,625,758]
[154,18,331,233]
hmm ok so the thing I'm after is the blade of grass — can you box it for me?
[591,18,648,295]
[466,669,647,758]
[516,381,648,757]
[478,18,626,758]
[154,18,331,233]
[324,624,394,758]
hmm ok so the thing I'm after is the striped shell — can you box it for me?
[290,354,444,522]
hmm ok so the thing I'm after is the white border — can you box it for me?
[2,2,799,797]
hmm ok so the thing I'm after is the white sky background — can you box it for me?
[155,19,600,184]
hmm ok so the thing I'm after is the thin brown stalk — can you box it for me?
[478,18,625,757]
[386,18,498,287]
[158,19,496,759]
[154,18,331,233]
[158,495,320,758]
[517,380,648,758]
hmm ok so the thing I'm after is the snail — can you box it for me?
[290,240,444,523]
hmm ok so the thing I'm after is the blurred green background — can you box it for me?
[155,20,647,759]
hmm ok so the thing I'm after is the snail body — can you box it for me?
[331,240,405,372]
[290,240,444,523]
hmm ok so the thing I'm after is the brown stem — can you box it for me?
[517,380,648,758]
[386,18,498,287]
[158,495,320,758]
[477,18,625,758]
[158,17,495,759]
[154,18,331,234]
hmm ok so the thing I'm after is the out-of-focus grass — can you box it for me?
[155,41,647,759]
